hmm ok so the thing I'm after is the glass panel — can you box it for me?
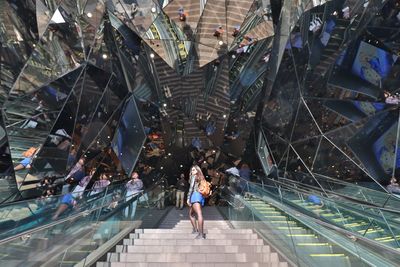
[112,96,146,176]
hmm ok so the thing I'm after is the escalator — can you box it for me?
[219,182,400,266]
[258,177,400,250]
[0,181,173,267]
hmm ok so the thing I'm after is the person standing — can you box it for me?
[187,165,206,239]
[176,173,188,209]
[124,172,143,218]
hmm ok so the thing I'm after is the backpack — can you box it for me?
[198,178,212,197]
[22,147,37,158]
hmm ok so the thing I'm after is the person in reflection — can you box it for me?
[213,26,224,38]
[89,173,111,196]
[387,177,400,194]
[72,169,95,198]
[52,192,78,220]
[178,7,186,22]
[176,173,188,209]
[187,165,206,239]
[14,147,37,171]
[124,172,143,219]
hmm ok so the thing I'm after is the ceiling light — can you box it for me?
[151,7,157,13]
[87,12,93,18]
[231,54,236,59]
[102,53,108,59]
[150,53,155,58]
[218,40,223,46]
[223,114,227,118]
[163,103,167,107]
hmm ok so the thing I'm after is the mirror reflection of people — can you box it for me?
[124,172,143,218]
[187,165,206,239]
[52,193,77,220]
[176,173,188,210]
[387,177,400,194]
[14,147,37,171]
[90,173,110,196]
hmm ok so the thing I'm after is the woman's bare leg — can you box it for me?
[188,206,197,232]
[192,203,203,234]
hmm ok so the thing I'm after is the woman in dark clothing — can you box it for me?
[187,165,206,239]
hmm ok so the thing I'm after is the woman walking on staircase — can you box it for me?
[187,165,206,239]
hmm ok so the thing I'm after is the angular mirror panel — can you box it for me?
[36,0,53,38]
[290,99,322,142]
[112,96,146,176]
[72,66,112,159]
[346,110,399,184]
[0,111,19,202]
[292,136,322,170]
[313,136,372,184]
[262,129,291,167]
[9,5,85,96]
[226,0,255,46]
[303,98,354,133]
[0,0,40,104]
[107,0,161,37]
[194,0,228,66]
[163,0,202,40]
[79,75,128,156]
[144,39,190,71]
[19,68,85,190]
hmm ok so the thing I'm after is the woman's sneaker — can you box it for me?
[195,233,206,239]
[192,229,198,234]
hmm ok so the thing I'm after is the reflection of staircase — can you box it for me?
[313,15,362,78]
[313,18,351,76]
[98,207,289,266]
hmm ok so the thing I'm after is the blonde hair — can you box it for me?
[190,165,205,182]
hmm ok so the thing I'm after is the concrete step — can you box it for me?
[115,244,271,254]
[123,238,265,246]
[135,229,253,234]
[106,252,280,263]
[97,262,289,267]
[129,233,259,240]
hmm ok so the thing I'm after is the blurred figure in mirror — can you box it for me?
[124,172,143,218]
[90,173,111,196]
[387,177,400,194]
[176,173,188,209]
[14,147,37,171]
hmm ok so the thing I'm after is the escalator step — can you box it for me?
[269,221,297,224]
[297,243,330,246]
[309,254,346,257]
[343,222,368,227]
[287,234,317,237]
[277,227,305,230]
[357,229,384,234]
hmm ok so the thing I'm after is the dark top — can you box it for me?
[176,178,189,192]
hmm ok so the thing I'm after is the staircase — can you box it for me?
[97,207,289,266]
